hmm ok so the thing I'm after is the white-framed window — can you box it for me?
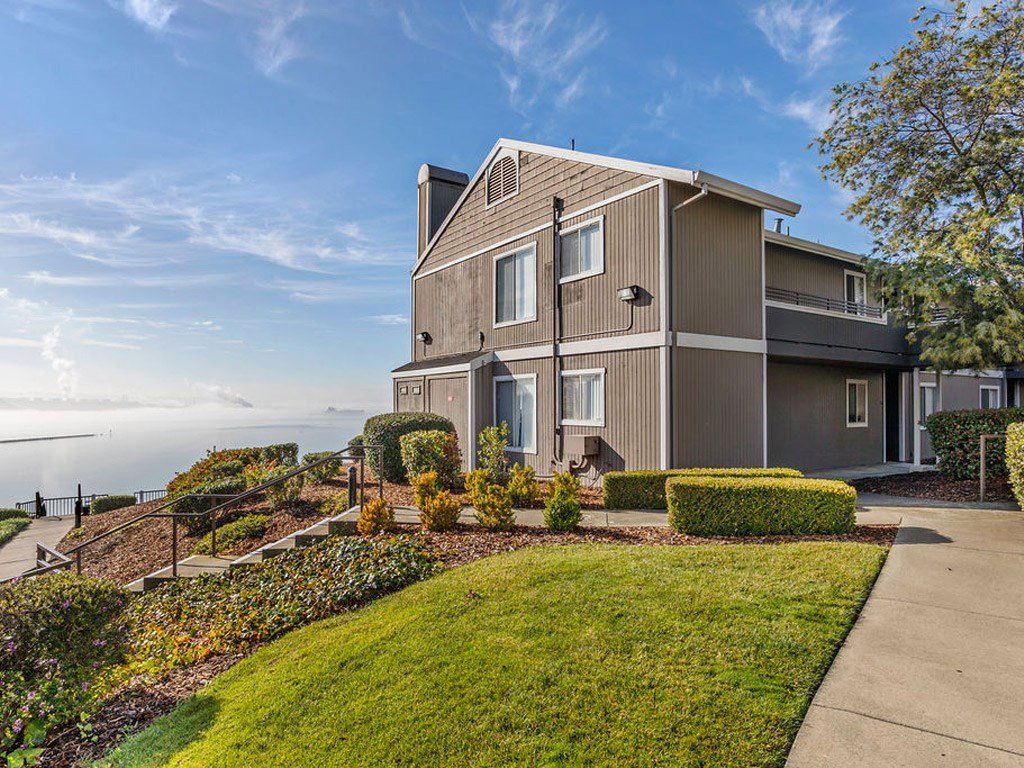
[844,270,867,316]
[560,368,605,427]
[919,382,936,427]
[980,385,1001,409]
[493,244,537,327]
[485,149,519,207]
[846,379,868,427]
[494,374,537,453]
[559,216,604,283]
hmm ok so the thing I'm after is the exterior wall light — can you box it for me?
[617,285,639,302]
[416,331,432,344]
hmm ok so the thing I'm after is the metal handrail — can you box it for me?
[3,444,382,583]
[766,286,885,319]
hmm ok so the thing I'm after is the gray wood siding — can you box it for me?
[767,361,885,471]
[419,151,652,272]
[412,186,661,362]
[674,347,764,467]
[766,242,882,309]
[487,347,659,477]
[426,375,469,470]
[394,377,425,412]
[670,184,763,339]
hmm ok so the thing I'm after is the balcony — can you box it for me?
[765,286,884,320]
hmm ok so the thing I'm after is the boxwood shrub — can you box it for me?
[603,467,804,510]
[302,451,344,484]
[363,412,456,482]
[1006,422,1024,508]
[0,508,27,521]
[925,407,1024,479]
[90,494,137,515]
[666,476,856,536]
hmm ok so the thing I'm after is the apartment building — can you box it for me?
[391,139,1016,475]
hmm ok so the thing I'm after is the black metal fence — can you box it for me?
[15,489,167,517]
[766,286,885,319]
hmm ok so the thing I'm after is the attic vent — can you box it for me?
[485,150,519,207]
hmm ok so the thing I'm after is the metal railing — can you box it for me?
[3,444,382,583]
[766,286,885,319]
[15,490,167,517]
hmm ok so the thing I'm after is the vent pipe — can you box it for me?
[773,217,784,233]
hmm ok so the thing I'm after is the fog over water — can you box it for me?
[0,406,363,505]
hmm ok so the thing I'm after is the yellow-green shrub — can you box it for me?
[544,472,582,531]
[666,476,856,536]
[604,467,804,510]
[507,463,539,507]
[1006,422,1024,509]
[400,430,461,488]
[468,478,514,531]
[411,471,441,509]
[420,490,461,532]
[357,498,394,536]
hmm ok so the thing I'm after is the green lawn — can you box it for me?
[0,516,30,549]
[106,542,886,768]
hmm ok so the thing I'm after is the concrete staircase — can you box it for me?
[125,506,360,593]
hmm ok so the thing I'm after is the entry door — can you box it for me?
[427,376,469,469]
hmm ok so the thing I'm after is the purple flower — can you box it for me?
[81,681,89,691]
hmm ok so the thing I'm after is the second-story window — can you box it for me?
[494,244,536,327]
[559,217,604,283]
[845,271,867,315]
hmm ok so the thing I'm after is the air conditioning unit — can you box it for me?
[563,434,599,457]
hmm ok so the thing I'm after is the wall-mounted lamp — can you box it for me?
[416,331,432,344]
[616,285,640,302]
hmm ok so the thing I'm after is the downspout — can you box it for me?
[551,196,565,468]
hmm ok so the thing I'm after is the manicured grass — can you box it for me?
[107,542,886,768]
[0,516,30,548]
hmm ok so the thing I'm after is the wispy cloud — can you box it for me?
[253,2,307,76]
[781,94,832,131]
[112,0,176,31]
[191,381,254,407]
[752,1,845,73]
[0,336,42,348]
[26,270,231,289]
[370,314,408,326]
[81,338,141,350]
[465,0,606,112]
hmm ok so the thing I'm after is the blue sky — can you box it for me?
[0,0,921,410]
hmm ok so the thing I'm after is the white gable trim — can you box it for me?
[412,139,802,276]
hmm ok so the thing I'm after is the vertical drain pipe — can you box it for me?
[551,195,564,469]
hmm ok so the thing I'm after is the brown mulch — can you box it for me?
[39,653,241,768]
[38,521,895,766]
[851,471,1017,504]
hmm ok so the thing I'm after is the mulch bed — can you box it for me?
[851,471,1017,504]
[37,522,896,767]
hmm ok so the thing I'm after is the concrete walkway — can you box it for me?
[787,500,1024,767]
[0,516,73,581]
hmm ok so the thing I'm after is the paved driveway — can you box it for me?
[0,516,73,581]
[787,500,1024,767]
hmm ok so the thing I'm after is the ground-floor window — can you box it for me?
[980,385,1001,409]
[494,374,537,453]
[560,368,605,427]
[919,382,936,424]
[846,379,868,427]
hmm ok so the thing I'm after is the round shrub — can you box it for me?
[90,494,137,515]
[302,451,344,484]
[208,459,244,480]
[603,467,804,510]
[400,430,461,487]
[0,573,127,754]
[420,490,461,532]
[347,434,365,458]
[544,472,582,531]
[508,463,539,507]
[1006,422,1024,508]
[468,476,514,531]
[192,514,270,556]
[357,498,394,536]
[666,476,856,536]
[363,412,456,483]
[0,508,27,521]
[260,443,299,467]
[925,407,1024,479]
[177,476,246,534]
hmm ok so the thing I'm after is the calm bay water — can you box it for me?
[0,406,364,506]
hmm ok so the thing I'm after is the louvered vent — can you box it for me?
[486,153,518,206]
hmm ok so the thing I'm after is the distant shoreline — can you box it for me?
[0,433,97,445]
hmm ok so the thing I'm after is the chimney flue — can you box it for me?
[773,217,784,233]
[417,164,469,257]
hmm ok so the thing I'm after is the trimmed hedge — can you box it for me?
[603,467,804,510]
[1006,423,1024,508]
[399,430,460,487]
[363,412,456,483]
[925,407,1024,480]
[91,495,137,515]
[193,514,269,556]
[666,476,856,536]
[0,517,29,548]
[0,508,27,521]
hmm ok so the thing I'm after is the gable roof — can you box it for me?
[413,138,803,275]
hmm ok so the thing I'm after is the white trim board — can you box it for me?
[412,138,801,276]
[676,333,766,354]
[765,300,889,325]
[391,363,471,379]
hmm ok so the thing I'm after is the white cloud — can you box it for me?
[0,336,41,348]
[466,0,607,112]
[254,2,306,76]
[752,1,845,72]
[370,314,408,326]
[26,270,231,289]
[337,222,365,240]
[113,0,176,30]
[81,338,141,350]
[41,321,77,398]
[781,94,832,131]
[191,381,254,407]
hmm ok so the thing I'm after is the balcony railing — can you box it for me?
[766,286,884,319]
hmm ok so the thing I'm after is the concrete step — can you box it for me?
[125,555,233,593]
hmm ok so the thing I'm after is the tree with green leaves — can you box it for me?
[817,1,1024,370]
